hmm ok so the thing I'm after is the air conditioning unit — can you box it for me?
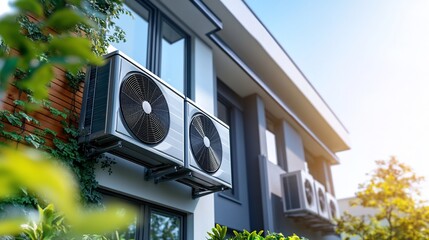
[281,170,318,216]
[79,51,185,168]
[179,98,232,197]
[325,192,340,221]
[314,180,329,220]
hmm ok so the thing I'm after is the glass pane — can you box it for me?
[108,4,149,67]
[266,129,278,165]
[101,195,138,240]
[160,20,186,93]
[150,210,181,240]
[217,101,230,125]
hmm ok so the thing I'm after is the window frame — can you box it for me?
[217,96,238,200]
[111,0,191,97]
[100,189,186,240]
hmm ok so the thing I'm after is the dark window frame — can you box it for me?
[216,81,245,203]
[100,189,186,240]
[114,0,191,97]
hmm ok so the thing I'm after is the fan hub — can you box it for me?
[142,101,152,114]
[203,136,211,148]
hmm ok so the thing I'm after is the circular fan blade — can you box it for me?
[318,189,326,212]
[329,200,337,218]
[304,179,314,206]
[190,114,222,173]
[120,73,170,144]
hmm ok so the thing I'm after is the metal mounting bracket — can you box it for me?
[192,185,227,199]
[145,166,191,184]
[84,141,123,158]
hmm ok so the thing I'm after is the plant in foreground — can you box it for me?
[207,224,308,240]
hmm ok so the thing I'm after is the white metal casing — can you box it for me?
[79,51,185,168]
[182,98,232,189]
[325,191,340,221]
[281,170,318,216]
[314,180,330,220]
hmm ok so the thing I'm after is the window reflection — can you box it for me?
[108,4,149,68]
[150,210,181,240]
[160,20,186,94]
[101,195,138,240]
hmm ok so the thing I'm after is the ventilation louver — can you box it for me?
[79,51,184,168]
[281,170,318,216]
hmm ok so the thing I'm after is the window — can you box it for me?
[108,1,190,95]
[265,117,278,165]
[108,3,150,68]
[160,19,187,93]
[149,209,182,240]
[102,193,185,240]
[217,99,236,198]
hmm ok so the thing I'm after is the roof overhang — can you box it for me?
[155,0,350,164]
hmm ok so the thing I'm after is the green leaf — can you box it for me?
[49,107,68,119]
[18,111,39,125]
[49,37,104,65]
[13,0,44,17]
[16,63,54,100]
[13,99,25,107]
[0,57,18,92]
[1,130,23,141]
[0,17,35,60]
[5,113,22,127]
[25,134,44,148]
[46,9,87,32]
[44,128,57,136]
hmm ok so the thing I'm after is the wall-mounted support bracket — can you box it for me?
[84,141,122,158]
[192,185,227,199]
[145,166,191,184]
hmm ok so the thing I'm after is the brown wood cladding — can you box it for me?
[1,67,84,147]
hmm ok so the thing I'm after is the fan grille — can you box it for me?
[318,188,326,212]
[120,72,170,144]
[329,200,337,218]
[304,179,314,206]
[189,114,222,173]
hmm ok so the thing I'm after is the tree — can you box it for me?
[336,157,429,240]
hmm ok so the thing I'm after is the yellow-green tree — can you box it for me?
[336,157,429,240]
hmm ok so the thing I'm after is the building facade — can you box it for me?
[70,0,349,239]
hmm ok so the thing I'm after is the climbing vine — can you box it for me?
[0,0,129,206]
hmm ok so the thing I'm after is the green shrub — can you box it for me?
[207,224,308,240]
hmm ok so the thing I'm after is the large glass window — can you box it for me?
[149,210,182,240]
[160,19,187,94]
[217,100,236,198]
[107,2,190,96]
[102,195,139,239]
[101,193,184,240]
[108,3,150,68]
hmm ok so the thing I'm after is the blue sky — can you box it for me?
[245,0,429,199]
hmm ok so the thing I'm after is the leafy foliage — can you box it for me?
[336,157,429,239]
[0,146,136,238]
[207,224,308,240]
[0,0,128,205]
